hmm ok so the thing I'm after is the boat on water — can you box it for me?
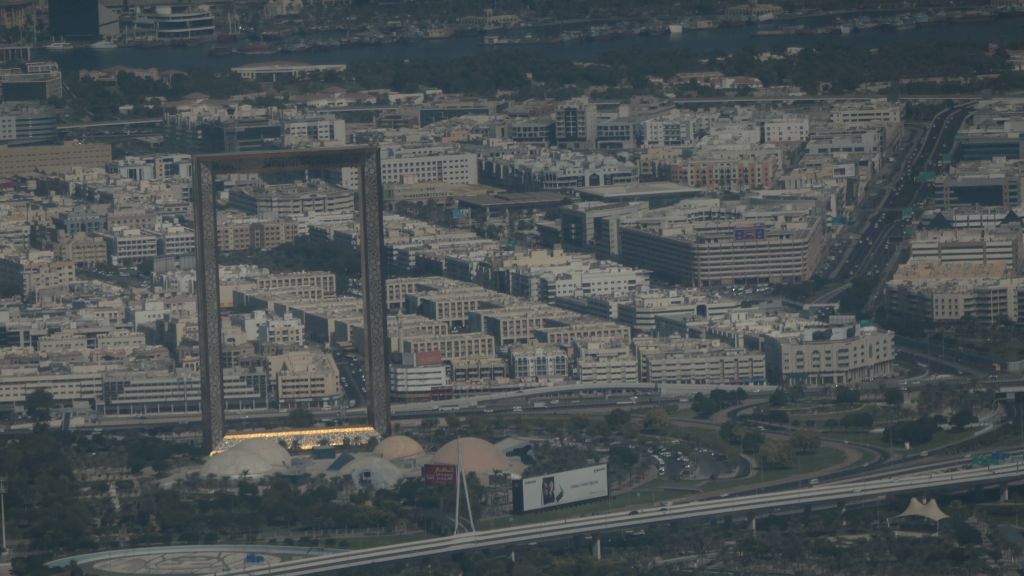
[89,40,117,50]
[44,39,73,51]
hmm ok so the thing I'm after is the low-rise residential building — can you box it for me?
[634,334,766,393]
[615,197,826,286]
[269,350,340,407]
[101,228,158,265]
[508,344,569,380]
[885,261,1024,325]
[0,251,75,299]
[573,340,637,385]
[389,350,451,402]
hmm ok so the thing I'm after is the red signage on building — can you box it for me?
[422,464,457,486]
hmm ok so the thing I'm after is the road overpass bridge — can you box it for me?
[218,461,1024,576]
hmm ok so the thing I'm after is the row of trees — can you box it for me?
[719,422,821,469]
[339,37,1020,99]
[692,388,748,418]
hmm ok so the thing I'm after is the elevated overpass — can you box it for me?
[219,461,1024,575]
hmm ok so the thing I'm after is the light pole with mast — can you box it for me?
[1,476,7,558]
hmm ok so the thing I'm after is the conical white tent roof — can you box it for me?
[897,497,949,522]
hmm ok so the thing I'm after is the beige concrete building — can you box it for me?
[634,334,766,388]
[269,350,340,406]
[909,227,1022,271]
[0,251,75,299]
[55,232,108,267]
[0,141,111,177]
[762,320,895,387]
[885,261,1024,324]
[400,332,495,359]
[616,198,826,286]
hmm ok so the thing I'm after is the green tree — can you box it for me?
[884,388,905,410]
[950,407,977,430]
[287,407,316,428]
[719,421,740,444]
[642,408,671,434]
[741,429,765,454]
[605,408,631,431]
[25,388,55,422]
[835,386,861,404]
[759,438,794,470]
[789,429,821,454]
[769,388,789,407]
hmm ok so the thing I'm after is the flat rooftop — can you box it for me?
[457,191,568,209]
[576,181,704,201]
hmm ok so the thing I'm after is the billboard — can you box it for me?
[733,225,766,241]
[422,464,457,486]
[513,465,608,513]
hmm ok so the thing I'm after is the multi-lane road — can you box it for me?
[218,462,1024,576]
[833,103,971,294]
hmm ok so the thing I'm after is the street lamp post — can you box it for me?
[1,476,7,557]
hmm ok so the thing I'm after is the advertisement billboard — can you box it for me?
[512,465,608,513]
[422,464,457,486]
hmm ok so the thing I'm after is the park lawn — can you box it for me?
[783,402,899,426]
[824,428,977,452]
[342,532,432,549]
[704,445,852,490]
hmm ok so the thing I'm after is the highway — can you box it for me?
[831,102,971,311]
[674,94,983,105]
[218,462,1024,576]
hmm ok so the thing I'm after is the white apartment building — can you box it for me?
[760,115,810,143]
[510,262,650,303]
[829,99,902,129]
[389,351,450,402]
[102,228,158,265]
[344,147,478,187]
[639,116,697,147]
[154,224,195,257]
[555,97,598,146]
[508,344,569,380]
[282,116,347,148]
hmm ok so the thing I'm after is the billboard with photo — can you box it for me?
[512,465,608,513]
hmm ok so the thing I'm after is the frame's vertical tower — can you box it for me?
[192,148,390,452]
[359,151,391,436]
[193,161,224,452]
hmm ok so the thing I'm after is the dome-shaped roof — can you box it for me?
[373,435,425,461]
[338,454,404,490]
[201,438,291,478]
[432,437,513,477]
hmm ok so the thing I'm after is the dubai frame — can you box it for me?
[192,148,390,451]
